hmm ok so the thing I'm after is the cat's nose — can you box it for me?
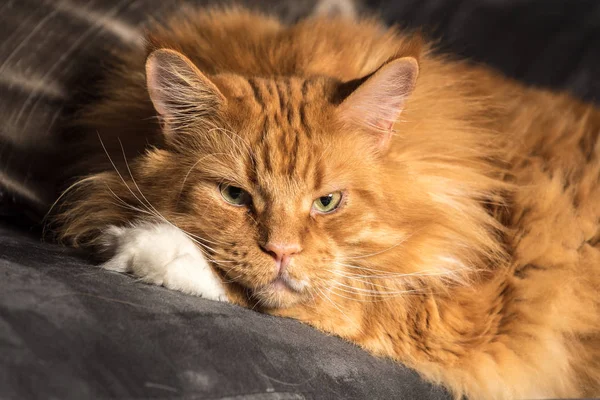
[262,242,302,272]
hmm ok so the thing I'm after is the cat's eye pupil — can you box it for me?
[227,186,242,199]
[219,183,249,206]
[312,191,343,214]
[319,195,333,207]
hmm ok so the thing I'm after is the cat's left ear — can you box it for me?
[337,57,419,150]
[146,49,225,133]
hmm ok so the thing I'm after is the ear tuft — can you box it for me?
[337,57,419,149]
[145,49,225,132]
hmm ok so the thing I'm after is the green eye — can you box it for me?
[313,192,343,214]
[219,184,251,206]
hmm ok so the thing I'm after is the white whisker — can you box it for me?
[323,229,421,262]
[316,287,364,334]
[332,263,461,278]
[177,152,227,201]
[329,280,422,297]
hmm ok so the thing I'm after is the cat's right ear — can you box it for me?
[337,57,419,151]
[145,49,225,133]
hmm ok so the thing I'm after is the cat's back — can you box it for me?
[148,7,412,81]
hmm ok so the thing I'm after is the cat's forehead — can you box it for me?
[244,77,318,134]
[215,75,338,187]
[219,74,328,101]
[217,74,336,125]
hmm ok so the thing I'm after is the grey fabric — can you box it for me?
[0,225,450,399]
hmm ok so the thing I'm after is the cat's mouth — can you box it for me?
[273,272,308,292]
[249,272,309,308]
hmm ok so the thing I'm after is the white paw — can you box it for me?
[99,222,228,302]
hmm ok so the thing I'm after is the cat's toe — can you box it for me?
[162,254,228,301]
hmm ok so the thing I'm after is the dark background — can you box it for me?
[366,0,600,104]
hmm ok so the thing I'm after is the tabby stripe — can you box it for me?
[261,139,272,173]
[245,151,259,186]
[298,80,311,137]
[287,102,296,126]
[301,79,310,97]
[579,129,598,162]
[287,133,299,175]
[299,104,312,139]
[266,80,277,99]
[279,123,289,152]
[276,79,287,111]
[247,78,265,109]
[311,154,322,188]
[287,79,299,126]
[256,114,268,146]
[268,81,282,125]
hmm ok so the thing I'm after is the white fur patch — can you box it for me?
[100,222,228,301]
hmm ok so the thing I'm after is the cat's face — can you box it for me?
[141,49,429,308]
[130,46,510,307]
[150,77,402,308]
[178,97,379,308]
[59,48,506,309]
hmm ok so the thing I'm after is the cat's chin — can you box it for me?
[250,277,307,309]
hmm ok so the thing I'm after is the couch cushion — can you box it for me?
[0,225,450,399]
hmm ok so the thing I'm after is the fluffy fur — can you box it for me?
[49,6,600,399]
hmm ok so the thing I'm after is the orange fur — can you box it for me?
[49,7,600,399]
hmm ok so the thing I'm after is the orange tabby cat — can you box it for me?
[50,6,600,399]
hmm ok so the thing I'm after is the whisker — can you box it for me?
[324,286,385,303]
[96,133,161,222]
[329,280,423,296]
[105,185,155,216]
[331,263,462,278]
[42,174,101,237]
[179,228,231,246]
[117,138,167,219]
[315,287,363,334]
[323,229,421,262]
[325,269,410,289]
[328,283,425,299]
[177,152,227,201]
[115,137,225,254]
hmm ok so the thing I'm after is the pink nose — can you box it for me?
[262,242,302,272]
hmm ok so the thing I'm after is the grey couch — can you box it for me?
[0,223,449,399]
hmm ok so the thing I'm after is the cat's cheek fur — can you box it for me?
[100,222,228,302]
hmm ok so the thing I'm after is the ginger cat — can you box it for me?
[50,6,600,399]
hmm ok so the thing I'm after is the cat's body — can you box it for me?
[51,7,600,399]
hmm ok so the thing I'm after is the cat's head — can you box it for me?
[127,48,505,309]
